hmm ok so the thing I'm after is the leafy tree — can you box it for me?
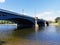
[55,17,60,23]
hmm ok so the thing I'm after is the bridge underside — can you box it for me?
[4,18,34,28]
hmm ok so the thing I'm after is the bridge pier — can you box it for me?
[46,21,49,26]
[17,21,49,29]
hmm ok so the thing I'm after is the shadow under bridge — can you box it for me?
[7,18,35,28]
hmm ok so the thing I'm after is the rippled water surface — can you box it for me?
[0,24,60,45]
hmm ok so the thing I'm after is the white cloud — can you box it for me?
[57,10,60,13]
[43,11,53,15]
[37,11,53,17]
[20,12,29,15]
[0,0,5,3]
[36,10,57,21]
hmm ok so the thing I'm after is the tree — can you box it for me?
[55,17,60,23]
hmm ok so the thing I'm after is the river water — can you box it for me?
[0,24,60,45]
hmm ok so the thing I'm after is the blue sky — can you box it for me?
[0,0,60,21]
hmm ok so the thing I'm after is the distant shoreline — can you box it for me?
[0,24,17,27]
[50,23,58,26]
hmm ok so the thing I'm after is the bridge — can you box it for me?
[0,9,49,28]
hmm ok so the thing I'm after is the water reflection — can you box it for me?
[35,26,40,45]
[56,26,60,32]
[0,25,60,45]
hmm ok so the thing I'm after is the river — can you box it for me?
[0,24,60,45]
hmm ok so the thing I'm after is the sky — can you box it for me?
[0,0,60,21]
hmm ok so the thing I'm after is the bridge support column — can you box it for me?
[35,17,39,28]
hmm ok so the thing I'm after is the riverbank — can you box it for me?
[50,23,58,26]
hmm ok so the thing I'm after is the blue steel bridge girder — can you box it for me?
[0,10,35,24]
[0,9,35,28]
[0,9,48,28]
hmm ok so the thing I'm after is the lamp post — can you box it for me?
[21,9,24,15]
